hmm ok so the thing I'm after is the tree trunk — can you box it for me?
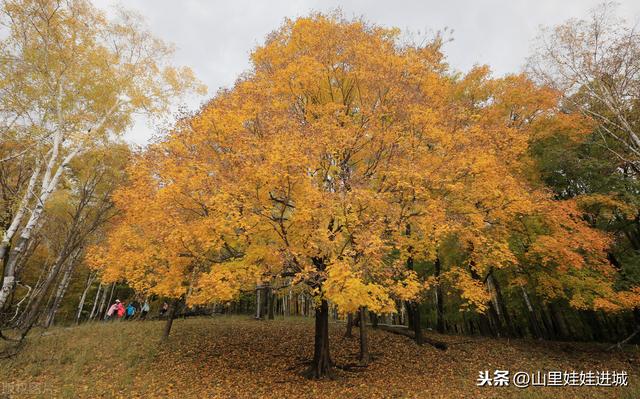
[487,301,503,338]
[162,298,180,340]
[370,312,378,329]
[264,286,270,319]
[520,286,544,339]
[282,294,287,317]
[345,312,353,338]
[0,144,79,312]
[412,301,422,345]
[268,288,275,320]
[548,302,571,340]
[105,282,116,317]
[0,161,40,266]
[17,247,80,334]
[406,300,414,329]
[487,272,514,337]
[405,240,423,343]
[434,256,445,334]
[76,273,95,324]
[43,259,76,328]
[358,306,370,365]
[97,283,112,320]
[88,283,102,321]
[307,299,332,379]
[255,286,262,319]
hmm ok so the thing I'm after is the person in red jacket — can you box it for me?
[115,300,125,320]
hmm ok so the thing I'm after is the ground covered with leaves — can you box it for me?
[0,316,639,398]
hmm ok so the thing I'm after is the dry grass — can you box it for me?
[0,316,639,398]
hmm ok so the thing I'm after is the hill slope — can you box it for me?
[0,317,638,398]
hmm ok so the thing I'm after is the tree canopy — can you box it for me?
[88,12,639,377]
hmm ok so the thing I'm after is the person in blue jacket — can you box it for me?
[125,302,136,320]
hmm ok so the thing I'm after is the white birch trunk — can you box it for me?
[88,283,102,321]
[0,159,41,262]
[44,256,76,328]
[76,272,95,324]
[486,273,501,317]
[0,146,80,311]
[0,97,119,312]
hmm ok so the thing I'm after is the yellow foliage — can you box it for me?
[88,12,630,315]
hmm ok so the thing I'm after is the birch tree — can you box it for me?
[528,3,640,169]
[0,0,204,312]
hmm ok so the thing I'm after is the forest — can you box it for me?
[1,0,640,397]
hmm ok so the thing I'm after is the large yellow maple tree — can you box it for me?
[89,13,633,378]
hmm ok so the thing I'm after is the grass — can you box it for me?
[0,316,639,398]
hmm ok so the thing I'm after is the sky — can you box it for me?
[92,0,640,146]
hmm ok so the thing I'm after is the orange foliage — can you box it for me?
[89,13,635,313]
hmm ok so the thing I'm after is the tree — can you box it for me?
[3,142,129,341]
[528,2,640,170]
[527,2,640,339]
[0,0,204,314]
[92,12,633,378]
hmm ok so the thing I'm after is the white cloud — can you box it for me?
[93,0,640,146]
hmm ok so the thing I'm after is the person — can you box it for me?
[104,299,118,320]
[140,301,150,320]
[115,300,125,320]
[159,301,169,318]
[125,302,136,320]
[106,299,121,321]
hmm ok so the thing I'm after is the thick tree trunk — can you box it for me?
[307,299,332,379]
[345,312,354,338]
[405,241,423,343]
[162,298,180,340]
[406,300,414,329]
[412,301,422,345]
[0,161,40,265]
[268,288,275,320]
[344,312,353,338]
[0,236,27,313]
[358,307,370,365]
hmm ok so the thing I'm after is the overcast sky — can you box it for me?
[93,0,640,146]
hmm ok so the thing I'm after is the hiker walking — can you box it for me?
[106,299,122,321]
[125,302,136,320]
[140,301,150,320]
[115,300,125,321]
